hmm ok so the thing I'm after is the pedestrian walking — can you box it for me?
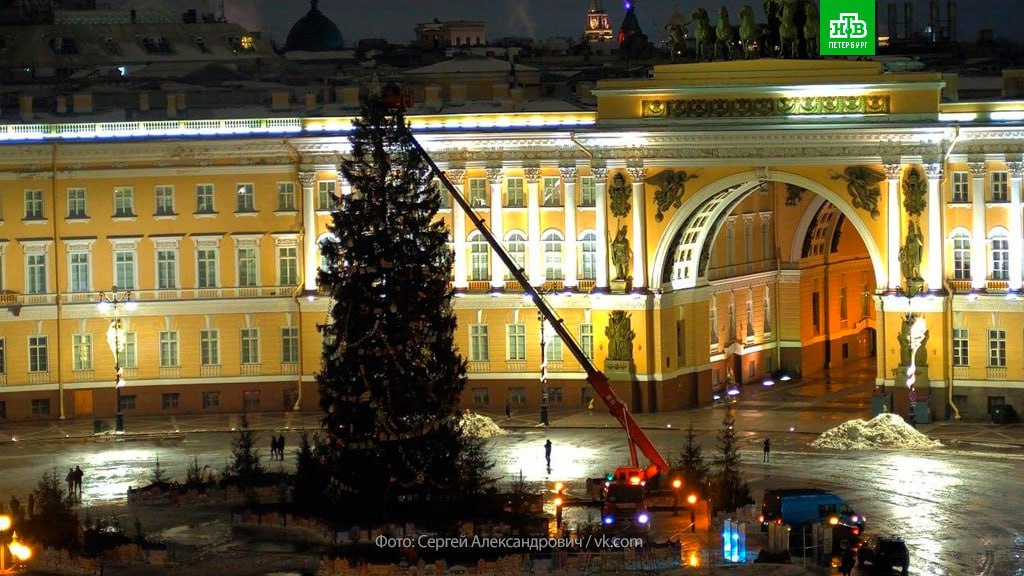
[27,493,35,518]
[271,435,279,460]
[840,547,855,576]
[763,437,771,463]
[277,434,286,460]
[505,399,512,419]
[544,439,552,470]
[9,496,21,524]
[66,468,75,498]
[73,465,84,497]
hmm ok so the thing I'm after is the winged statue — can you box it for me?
[830,166,886,220]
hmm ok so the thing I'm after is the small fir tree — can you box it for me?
[292,432,329,513]
[24,468,79,550]
[150,457,171,485]
[458,433,497,498]
[229,413,264,488]
[712,409,751,513]
[674,423,710,497]
[317,84,468,519]
[185,456,204,489]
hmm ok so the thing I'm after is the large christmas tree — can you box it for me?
[317,85,468,519]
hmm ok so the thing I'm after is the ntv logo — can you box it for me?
[829,13,868,39]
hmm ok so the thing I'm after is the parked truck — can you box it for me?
[759,489,865,533]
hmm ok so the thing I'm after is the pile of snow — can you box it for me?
[459,410,508,438]
[811,413,942,450]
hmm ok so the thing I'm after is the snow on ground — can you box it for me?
[811,413,943,450]
[459,410,508,438]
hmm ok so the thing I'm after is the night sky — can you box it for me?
[121,0,1024,46]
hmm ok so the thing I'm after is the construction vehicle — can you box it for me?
[411,137,671,487]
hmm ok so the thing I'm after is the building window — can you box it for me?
[200,329,219,366]
[543,231,564,280]
[725,223,736,266]
[276,182,296,211]
[508,387,526,405]
[505,231,526,278]
[811,292,821,336]
[155,185,175,215]
[238,247,257,287]
[507,324,526,361]
[580,323,594,359]
[196,184,215,213]
[990,229,1009,280]
[157,249,178,289]
[953,328,968,366]
[318,180,335,211]
[988,329,1006,367]
[952,171,969,203]
[839,286,848,321]
[472,387,490,406]
[542,176,562,206]
[548,387,563,404]
[579,176,595,207]
[764,292,773,335]
[119,395,136,411]
[67,188,87,218]
[119,332,137,369]
[114,187,135,217]
[581,386,593,406]
[282,327,299,364]
[28,335,48,372]
[243,389,260,409]
[760,217,772,260]
[991,171,1008,202]
[283,389,298,410]
[69,252,90,292]
[675,320,685,363]
[468,231,489,281]
[743,218,753,263]
[197,249,218,288]
[0,401,6,418]
[545,334,564,362]
[162,393,180,410]
[470,324,488,361]
[203,392,220,409]
[72,334,92,371]
[468,178,488,207]
[31,399,50,417]
[27,254,47,294]
[236,183,255,212]
[433,179,451,209]
[580,232,597,280]
[506,177,525,207]
[278,246,298,286]
[746,298,755,339]
[24,189,43,219]
[114,250,136,290]
[710,301,719,346]
[159,331,179,367]
[861,282,871,319]
[241,328,260,364]
[952,230,971,280]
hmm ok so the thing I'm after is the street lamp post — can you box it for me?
[98,287,136,433]
[0,515,32,574]
[538,311,550,426]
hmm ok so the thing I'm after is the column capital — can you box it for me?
[523,165,542,183]
[559,165,578,181]
[626,164,646,181]
[1007,162,1024,178]
[742,213,756,225]
[759,211,773,224]
[591,166,609,184]
[968,162,987,177]
[883,164,902,180]
[485,166,504,184]
[298,171,317,187]
[445,168,466,183]
[924,163,943,180]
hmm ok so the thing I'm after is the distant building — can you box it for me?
[415,19,486,50]
[283,0,344,53]
[584,0,612,42]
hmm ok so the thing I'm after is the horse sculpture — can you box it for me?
[715,6,737,60]
[803,0,819,58]
[692,8,716,61]
[739,5,758,59]
[779,0,800,58]
[665,21,689,61]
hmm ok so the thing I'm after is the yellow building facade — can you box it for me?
[0,60,1022,423]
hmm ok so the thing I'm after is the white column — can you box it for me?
[299,171,317,293]
[486,166,505,290]
[593,166,610,292]
[561,165,578,290]
[339,176,352,197]
[969,162,987,290]
[1008,162,1024,291]
[447,167,468,290]
[884,163,902,291]
[627,164,647,290]
[925,164,944,291]
[525,165,543,286]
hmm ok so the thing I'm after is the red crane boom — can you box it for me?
[412,136,670,479]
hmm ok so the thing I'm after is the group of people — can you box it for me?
[5,493,34,524]
[269,433,287,461]
[66,465,84,499]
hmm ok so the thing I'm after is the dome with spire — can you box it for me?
[283,0,344,53]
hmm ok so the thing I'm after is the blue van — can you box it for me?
[759,489,865,532]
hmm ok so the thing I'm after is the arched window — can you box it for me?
[951,229,971,280]
[468,231,489,281]
[579,231,597,280]
[709,298,719,347]
[505,231,527,278]
[989,227,1009,280]
[542,230,564,280]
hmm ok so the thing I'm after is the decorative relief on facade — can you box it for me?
[604,310,635,367]
[646,169,699,222]
[297,171,317,187]
[641,95,890,119]
[608,173,631,218]
[785,184,806,206]
[829,166,886,220]
[902,167,927,217]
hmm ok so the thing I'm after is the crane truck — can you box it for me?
[410,137,671,494]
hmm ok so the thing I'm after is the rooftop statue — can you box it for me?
[692,8,715,61]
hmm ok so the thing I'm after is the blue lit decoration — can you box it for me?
[721,519,747,563]
[624,0,632,9]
